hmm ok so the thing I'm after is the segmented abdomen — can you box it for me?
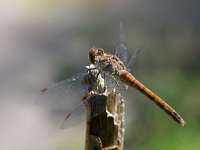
[119,70,185,126]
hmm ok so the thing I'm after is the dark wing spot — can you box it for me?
[40,88,48,94]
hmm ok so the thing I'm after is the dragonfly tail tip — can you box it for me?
[180,119,186,127]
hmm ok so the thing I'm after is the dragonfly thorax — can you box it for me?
[89,48,126,75]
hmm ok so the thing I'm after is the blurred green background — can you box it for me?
[0,0,199,150]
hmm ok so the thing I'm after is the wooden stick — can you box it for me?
[85,90,125,150]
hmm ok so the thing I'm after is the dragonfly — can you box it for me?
[88,25,185,126]
[36,23,138,129]
[37,23,185,129]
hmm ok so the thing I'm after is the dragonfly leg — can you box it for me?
[82,91,94,101]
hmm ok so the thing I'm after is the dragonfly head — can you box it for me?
[89,48,105,64]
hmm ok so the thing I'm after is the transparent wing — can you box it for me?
[60,75,124,129]
[103,73,125,92]
[115,22,128,63]
[61,91,122,129]
[126,47,142,72]
[60,99,87,129]
[36,71,87,108]
[61,94,100,129]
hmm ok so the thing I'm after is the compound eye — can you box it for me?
[97,48,104,55]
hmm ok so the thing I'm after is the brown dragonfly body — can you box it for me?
[89,47,185,126]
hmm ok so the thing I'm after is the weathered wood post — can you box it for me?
[85,91,125,150]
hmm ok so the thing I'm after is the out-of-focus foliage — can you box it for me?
[0,0,199,150]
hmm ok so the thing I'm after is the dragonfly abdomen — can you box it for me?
[119,70,185,126]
